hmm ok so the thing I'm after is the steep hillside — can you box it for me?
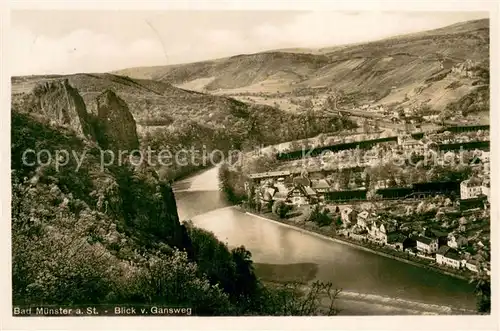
[12,75,356,180]
[12,73,353,135]
[11,108,340,315]
[114,19,489,112]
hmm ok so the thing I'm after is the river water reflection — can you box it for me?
[172,168,477,315]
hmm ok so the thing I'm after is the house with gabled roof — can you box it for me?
[369,218,398,244]
[481,179,490,203]
[416,236,439,254]
[425,228,449,247]
[341,207,357,227]
[356,210,371,230]
[311,179,331,194]
[293,175,311,187]
[387,232,408,251]
[465,258,481,273]
[287,184,317,206]
[436,245,462,269]
[447,233,468,249]
[258,186,277,211]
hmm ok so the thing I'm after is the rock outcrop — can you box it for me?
[24,80,140,153]
[95,90,140,152]
[26,79,95,138]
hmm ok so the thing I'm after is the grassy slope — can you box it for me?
[113,19,489,111]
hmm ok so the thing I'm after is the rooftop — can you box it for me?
[387,232,407,244]
[462,177,482,187]
[444,248,461,260]
[304,186,317,196]
[311,179,331,190]
[358,211,369,219]
[416,236,436,245]
[249,170,291,179]
[293,176,311,187]
[437,245,450,256]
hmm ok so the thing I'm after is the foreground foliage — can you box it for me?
[11,111,339,315]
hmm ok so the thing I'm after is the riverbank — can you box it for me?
[239,207,470,281]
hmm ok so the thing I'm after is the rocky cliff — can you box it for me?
[21,80,140,153]
[25,78,95,138]
[95,89,140,152]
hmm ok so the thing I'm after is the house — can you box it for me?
[249,170,291,183]
[447,233,468,249]
[423,114,439,122]
[341,207,358,227]
[425,228,449,247]
[401,139,424,154]
[287,184,317,206]
[370,219,397,244]
[311,179,331,194]
[481,180,490,202]
[387,232,407,250]
[416,236,439,254]
[479,151,490,162]
[273,191,289,202]
[460,178,482,199]
[459,196,487,211]
[436,246,462,269]
[465,258,481,273]
[356,210,371,230]
[259,186,277,211]
[403,236,417,250]
[369,220,381,240]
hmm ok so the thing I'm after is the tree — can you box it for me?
[325,88,345,111]
[231,246,258,299]
[262,281,340,315]
[470,270,491,314]
[272,200,291,219]
[308,205,333,227]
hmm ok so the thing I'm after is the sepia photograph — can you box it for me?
[2,1,498,330]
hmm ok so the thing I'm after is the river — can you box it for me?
[172,166,477,315]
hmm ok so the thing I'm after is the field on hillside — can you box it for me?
[114,19,489,118]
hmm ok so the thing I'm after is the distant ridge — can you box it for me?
[113,18,489,111]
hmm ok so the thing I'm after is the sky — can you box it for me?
[10,10,489,76]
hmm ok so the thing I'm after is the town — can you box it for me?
[243,123,490,279]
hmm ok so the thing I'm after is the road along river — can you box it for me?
[172,167,477,315]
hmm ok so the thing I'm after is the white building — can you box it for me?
[447,233,468,249]
[481,180,490,202]
[341,207,357,227]
[460,178,483,200]
[423,115,439,122]
[416,236,439,254]
[479,151,490,162]
[436,246,462,269]
[357,211,371,230]
[465,259,480,273]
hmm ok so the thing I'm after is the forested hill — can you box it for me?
[12,75,356,180]
[11,106,339,315]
